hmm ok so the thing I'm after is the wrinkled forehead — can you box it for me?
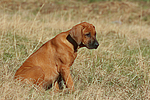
[83,24,96,33]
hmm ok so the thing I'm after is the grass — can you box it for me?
[0,0,150,100]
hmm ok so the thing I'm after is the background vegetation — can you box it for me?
[0,0,150,99]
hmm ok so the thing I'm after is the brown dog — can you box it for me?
[14,22,99,92]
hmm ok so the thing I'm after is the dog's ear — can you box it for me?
[69,25,83,45]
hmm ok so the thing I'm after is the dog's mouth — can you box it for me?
[79,42,86,48]
[79,40,99,49]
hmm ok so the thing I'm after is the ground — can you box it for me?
[0,0,150,99]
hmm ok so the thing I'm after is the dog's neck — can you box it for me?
[67,34,78,52]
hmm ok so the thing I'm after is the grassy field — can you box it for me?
[0,0,150,99]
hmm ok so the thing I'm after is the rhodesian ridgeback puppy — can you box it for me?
[14,22,99,92]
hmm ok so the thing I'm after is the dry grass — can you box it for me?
[0,0,150,100]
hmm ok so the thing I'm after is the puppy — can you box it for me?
[14,22,99,92]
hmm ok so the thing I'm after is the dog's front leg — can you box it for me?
[61,66,75,92]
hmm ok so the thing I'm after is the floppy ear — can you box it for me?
[69,25,83,45]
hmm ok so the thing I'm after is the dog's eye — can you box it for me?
[85,32,91,37]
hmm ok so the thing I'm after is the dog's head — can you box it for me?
[69,22,99,49]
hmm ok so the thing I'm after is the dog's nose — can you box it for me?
[94,40,99,49]
[95,42,99,46]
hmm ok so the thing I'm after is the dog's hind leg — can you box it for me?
[15,66,45,88]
